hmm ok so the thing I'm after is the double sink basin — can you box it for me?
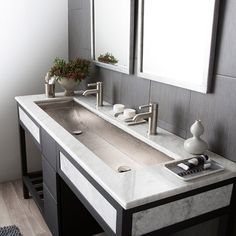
[37,99,173,173]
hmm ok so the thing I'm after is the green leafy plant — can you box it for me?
[98,53,118,64]
[50,57,90,81]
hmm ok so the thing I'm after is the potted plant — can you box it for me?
[50,57,90,96]
[98,53,118,65]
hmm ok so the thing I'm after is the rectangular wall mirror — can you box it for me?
[137,0,220,93]
[91,0,134,74]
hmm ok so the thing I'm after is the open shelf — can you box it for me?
[22,171,44,213]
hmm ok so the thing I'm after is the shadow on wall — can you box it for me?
[0,0,68,183]
[211,122,228,155]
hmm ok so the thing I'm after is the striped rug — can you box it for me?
[0,225,22,236]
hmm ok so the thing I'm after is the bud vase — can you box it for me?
[184,120,208,155]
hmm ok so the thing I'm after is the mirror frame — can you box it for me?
[137,0,220,93]
[90,0,135,74]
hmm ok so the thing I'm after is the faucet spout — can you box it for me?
[132,112,151,122]
[82,89,98,96]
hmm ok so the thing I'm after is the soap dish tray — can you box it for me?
[164,158,224,181]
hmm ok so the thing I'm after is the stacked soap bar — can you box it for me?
[112,104,137,119]
[113,104,125,113]
[177,155,211,177]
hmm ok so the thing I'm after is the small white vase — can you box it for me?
[184,120,208,155]
[58,77,79,96]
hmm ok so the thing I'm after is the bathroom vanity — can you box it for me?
[16,93,236,236]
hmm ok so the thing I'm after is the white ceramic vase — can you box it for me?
[58,77,79,96]
[184,120,208,155]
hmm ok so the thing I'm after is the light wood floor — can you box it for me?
[0,180,52,236]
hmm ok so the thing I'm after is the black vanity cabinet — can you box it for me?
[17,104,236,236]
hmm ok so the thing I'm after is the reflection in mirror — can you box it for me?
[137,0,220,93]
[91,0,134,74]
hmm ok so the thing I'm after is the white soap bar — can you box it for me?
[123,109,136,118]
[113,104,125,113]
[188,158,198,166]
[203,162,211,169]
[177,163,189,171]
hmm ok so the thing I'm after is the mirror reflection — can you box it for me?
[91,0,134,74]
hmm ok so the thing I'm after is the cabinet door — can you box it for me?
[44,184,59,236]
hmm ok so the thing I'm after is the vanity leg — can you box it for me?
[117,209,132,236]
[19,124,30,199]
[225,183,236,236]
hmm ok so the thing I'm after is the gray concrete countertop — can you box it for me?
[15,93,236,209]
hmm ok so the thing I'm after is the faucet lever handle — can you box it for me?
[139,104,151,110]
[87,82,97,88]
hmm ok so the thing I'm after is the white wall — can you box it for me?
[0,0,68,182]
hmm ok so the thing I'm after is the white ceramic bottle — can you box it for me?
[184,120,208,155]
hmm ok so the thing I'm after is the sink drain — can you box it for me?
[72,130,83,135]
[117,166,131,173]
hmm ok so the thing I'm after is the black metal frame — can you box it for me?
[18,105,44,213]
[19,124,30,199]
[17,103,236,236]
[18,123,44,212]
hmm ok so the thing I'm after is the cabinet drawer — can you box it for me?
[44,184,59,236]
[42,156,57,201]
[41,129,57,169]
[18,107,40,144]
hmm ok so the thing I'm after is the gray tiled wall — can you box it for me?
[68,0,235,234]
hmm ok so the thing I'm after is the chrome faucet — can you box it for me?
[83,82,103,106]
[132,103,158,135]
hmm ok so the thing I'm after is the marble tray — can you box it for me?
[165,159,224,181]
